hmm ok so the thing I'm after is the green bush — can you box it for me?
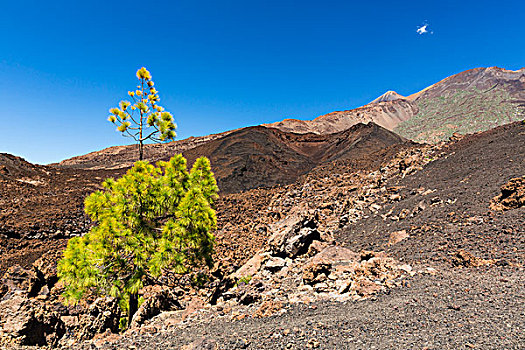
[57,155,218,326]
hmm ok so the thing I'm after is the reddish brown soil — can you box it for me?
[0,154,120,239]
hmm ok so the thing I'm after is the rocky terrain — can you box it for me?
[0,67,524,349]
[1,119,524,349]
[55,129,237,170]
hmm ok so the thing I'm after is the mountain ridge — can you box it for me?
[264,66,525,142]
[53,122,411,193]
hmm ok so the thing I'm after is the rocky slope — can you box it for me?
[0,122,410,277]
[67,122,523,350]
[56,129,236,170]
[54,123,410,193]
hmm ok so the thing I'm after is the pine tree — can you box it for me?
[108,67,177,160]
[57,155,218,327]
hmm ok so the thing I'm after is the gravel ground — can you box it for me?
[337,121,525,267]
[70,266,524,350]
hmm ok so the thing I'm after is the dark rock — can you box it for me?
[1,265,43,298]
[450,250,492,268]
[32,250,62,289]
[490,176,525,210]
[239,291,260,305]
[302,262,331,285]
[76,297,120,340]
[130,286,182,328]
[0,295,64,346]
[265,257,286,272]
[269,214,321,258]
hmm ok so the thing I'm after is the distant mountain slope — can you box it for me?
[183,123,410,192]
[263,99,417,135]
[56,129,237,170]
[395,67,525,142]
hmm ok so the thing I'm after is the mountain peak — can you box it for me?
[369,91,405,104]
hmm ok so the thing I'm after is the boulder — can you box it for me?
[0,295,64,346]
[302,262,330,285]
[450,249,493,268]
[76,297,120,340]
[238,290,260,306]
[230,252,267,281]
[310,246,360,266]
[490,176,525,211]
[355,251,398,280]
[268,213,321,258]
[1,265,42,298]
[354,279,383,296]
[388,230,409,246]
[265,257,286,272]
[130,286,182,328]
[303,246,359,285]
[252,300,283,318]
[32,249,62,288]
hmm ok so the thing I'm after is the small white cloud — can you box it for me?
[417,23,433,35]
[416,25,428,35]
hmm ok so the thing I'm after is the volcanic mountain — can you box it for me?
[369,90,405,104]
[57,123,410,193]
[264,67,525,143]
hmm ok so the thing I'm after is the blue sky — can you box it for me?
[1,0,524,164]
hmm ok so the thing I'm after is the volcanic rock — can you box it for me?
[2,265,42,298]
[450,250,493,268]
[130,286,182,328]
[75,297,120,340]
[388,230,409,246]
[0,294,64,346]
[268,213,321,258]
[490,176,525,211]
[264,257,287,272]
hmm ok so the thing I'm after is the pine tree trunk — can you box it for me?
[139,142,143,161]
[128,293,138,327]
